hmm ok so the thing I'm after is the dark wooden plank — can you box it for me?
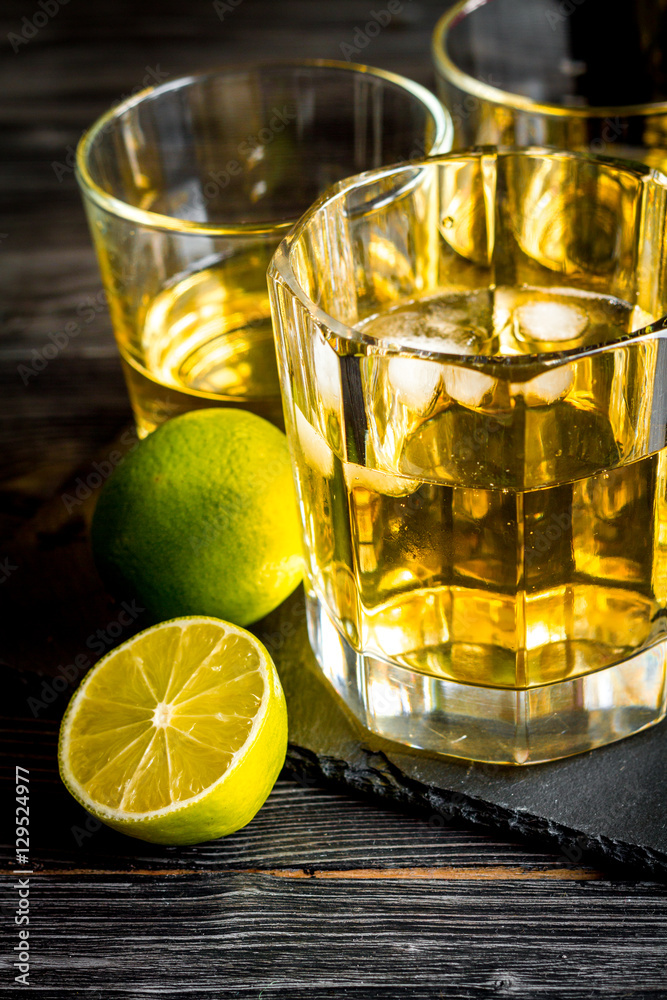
[0,752,598,878]
[1,873,667,998]
[0,665,602,879]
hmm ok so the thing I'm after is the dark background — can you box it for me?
[1,0,455,508]
[2,2,667,998]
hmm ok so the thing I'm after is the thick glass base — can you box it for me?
[306,593,667,765]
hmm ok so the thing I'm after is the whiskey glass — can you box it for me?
[76,60,452,436]
[268,148,667,764]
[433,0,667,169]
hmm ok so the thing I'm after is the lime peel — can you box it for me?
[58,616,287,845]
[91,408,304,627]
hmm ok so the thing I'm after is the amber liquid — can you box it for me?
[291,286,667,689]
[116,255,284,437]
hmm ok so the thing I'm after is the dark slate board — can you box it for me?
[258,589,667,878]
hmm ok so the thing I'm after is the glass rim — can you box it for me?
[75,58,453,237]
[269,146,667,368]
[432,0,667,120]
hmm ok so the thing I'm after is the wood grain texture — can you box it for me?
[3,1,667,996]
[5,874,667,999]
[1,710,602,879]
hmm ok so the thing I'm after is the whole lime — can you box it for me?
[91,408,303,627]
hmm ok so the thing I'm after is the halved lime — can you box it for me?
[58,616,287,845]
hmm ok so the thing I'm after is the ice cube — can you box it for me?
[344,462,419,497]
[295,405,334,478]
[313,333,341,412]
[416,294,491,353]
[363,293,492,355]
[514,301,588,344]
[443,365,497,407]
[513,365,574,404]
[387,356,441,412]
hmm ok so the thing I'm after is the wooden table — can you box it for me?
[2,1,667,995]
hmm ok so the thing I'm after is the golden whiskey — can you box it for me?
[290,286,666,690]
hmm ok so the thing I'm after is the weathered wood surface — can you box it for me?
[3,0,667,996]
[13,874,667,999]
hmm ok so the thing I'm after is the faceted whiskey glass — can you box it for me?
[268,149,667,764]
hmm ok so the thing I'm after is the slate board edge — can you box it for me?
[284,743,667,879]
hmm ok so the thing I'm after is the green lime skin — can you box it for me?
[91,408,303,627]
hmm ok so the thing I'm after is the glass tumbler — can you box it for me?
[268,148,667,764]
[76,60,452,437]
[433,0,667,169]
